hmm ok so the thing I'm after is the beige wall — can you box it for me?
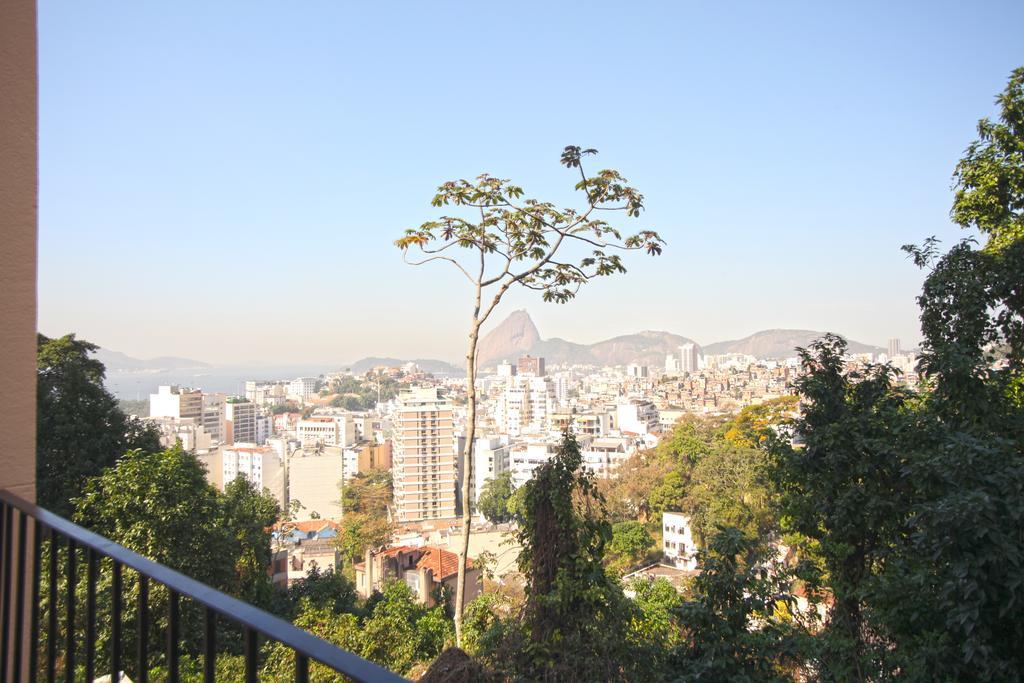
[0,0,37,502]
[0,2,37,678]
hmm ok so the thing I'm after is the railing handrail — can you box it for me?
[0,488,407,682]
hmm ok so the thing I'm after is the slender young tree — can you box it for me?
[395,145,664,643]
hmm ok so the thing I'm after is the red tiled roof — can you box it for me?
[415,546,472,581]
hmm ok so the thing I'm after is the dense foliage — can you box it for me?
[326,371,403,410]
[37,333,160,516]
[769,67,1024,680]
[477,470,515,524]
[336,468,394,565]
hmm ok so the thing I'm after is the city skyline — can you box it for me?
[37,1,1024,364]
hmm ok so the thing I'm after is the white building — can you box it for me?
[616,399,659,436]
[679,343,702,374]
[288,448,348,519]
[625,364,649,379]
[222,445,286,508]
[471,435,511,516]
[494,375,556,436]
[581,436,636,479]
[297,415,356,449]
[201,393,226,442]
[145,416,216,453]
[496,361,517,378]
[392,387,458,522]
[287,377,319,403]
[508,438,586,488]
[225,400,258,444]
[662,511,698,571]
[149,385,203,421]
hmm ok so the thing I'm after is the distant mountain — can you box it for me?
[479,312,698,367]
[477,310,541,368]
[477,312,884,367]
[348,357,464,376]
[92,348,211,372]
[704,329,883,359]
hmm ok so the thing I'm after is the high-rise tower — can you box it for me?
[392,387,457,522]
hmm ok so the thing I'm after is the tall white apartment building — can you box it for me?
[256,415,272,444]
[287,377,319,402]
[392,387,457,522]
[149,385,203,421]
[888,338,901,359]
[551,374,569,406]
[494,375,555,436]
[470,436,511,517]
[297,415,356,449]
[662,511,698,570]
[679,343,701,374]
[225,400,258,444]
[201,393,226,442]
[222,445,285,508]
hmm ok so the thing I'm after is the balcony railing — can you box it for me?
[0,489,406,682]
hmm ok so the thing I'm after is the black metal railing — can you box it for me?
[0,489,407,682]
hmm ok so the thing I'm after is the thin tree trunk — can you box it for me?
[454,320,480,646]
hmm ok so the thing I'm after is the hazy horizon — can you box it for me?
[37,2,1024,365]
[72,308,903,369]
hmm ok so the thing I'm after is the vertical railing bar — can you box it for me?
[29,518,42,683]
[244,628,257,683]
[295,653,310,683]
[64,538,76,683]
[167,590,179,682]
[86,548,97,682]
[203,607,216,683]
[46,528,58,683]
[1,502,13,682]
[111,560,122,682]
[13,510,28,681]
[137,574,149,683]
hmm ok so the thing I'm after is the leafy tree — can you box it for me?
[473,550,498,582]
[500,433,646,680]
[950,66,1024,250]
[220,476,281,605]
[770,336,911,679]
[627,577,686,655]
[763,68,1024,681]
[282,565,358,618]
[669,527,808,682]
[58,447,287,675]
[606,520,655,575]
[686,442,777,546]
[646,469,687,518]
[476,471,514,524]
[396,146,664,643]
[74,446,235,588]
[37,333,160,516]
[335,511,394,566]
[341,467,392,516]
[600,451,674,523]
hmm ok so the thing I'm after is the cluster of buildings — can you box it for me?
[144,379,391,520]
[152,339,918,597]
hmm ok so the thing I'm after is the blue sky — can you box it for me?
[38,1,1024,364]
